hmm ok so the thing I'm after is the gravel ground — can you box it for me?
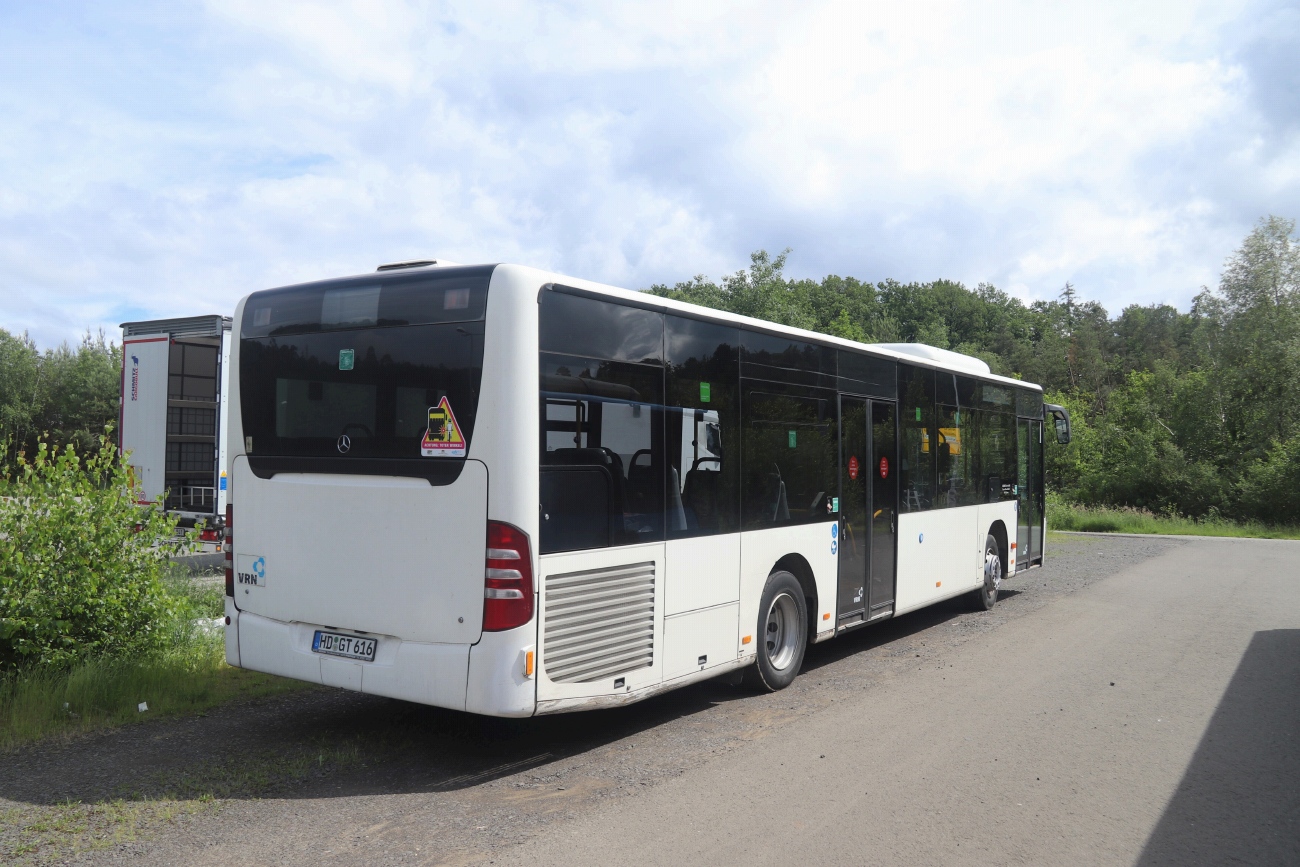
[0,533,1179,866]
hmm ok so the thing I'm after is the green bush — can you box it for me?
[0,437,189,670]
[1237,435,1300,523]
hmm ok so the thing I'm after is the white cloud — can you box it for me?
[0,0,1296,347]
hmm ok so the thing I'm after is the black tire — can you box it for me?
[972,534,1003,610]
[744,571,809,691]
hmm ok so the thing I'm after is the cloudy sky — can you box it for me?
[2,0,1298,347]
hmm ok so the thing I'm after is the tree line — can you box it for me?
[0,329,120,468]
[649,216,1300,525]
[2,216,1296,524]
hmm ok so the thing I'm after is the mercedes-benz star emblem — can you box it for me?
[336,434,352,454]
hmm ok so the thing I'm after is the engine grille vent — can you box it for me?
[543,561,655,684]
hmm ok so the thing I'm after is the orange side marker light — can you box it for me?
[742,635,752,645]
[524,650,535,678]
[936,581,942,587]
[823,612,830,621]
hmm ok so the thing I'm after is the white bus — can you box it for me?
[223,261,1069,716]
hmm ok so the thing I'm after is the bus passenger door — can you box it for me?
[1029,420,1043,564]
[836,397,869,624]
[868,400,897,615]
[1017,419,1042,569]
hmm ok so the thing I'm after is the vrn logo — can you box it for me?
[236,555,266,587]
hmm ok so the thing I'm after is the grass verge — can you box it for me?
[0,642,310,751]
[1047,500,1300,540]
[0,571,312,751]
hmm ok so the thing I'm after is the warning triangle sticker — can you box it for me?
[421,397,467,457]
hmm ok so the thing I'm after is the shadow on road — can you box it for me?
[1136,629,1300,866]
[0,586,1023,809]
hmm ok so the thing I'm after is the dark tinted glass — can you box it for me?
[241,266,493,338]
[540,354,665,553]
[539,290,663,364]
[239,321,484,459]
[935,371,957,406]
[936,405,977,507]
[898,364,936,512]
[956,375,978,407]
[741,388,836,528]
[838,351,896,397]
[979,382,1015,411]
[1016,388,1043,418]
[741,331,836,378]
[666,317,740,536]
[971,409,1017,502]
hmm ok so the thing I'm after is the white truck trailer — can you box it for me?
[120,315,232,549]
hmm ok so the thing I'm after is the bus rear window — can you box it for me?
[239,321,485,460]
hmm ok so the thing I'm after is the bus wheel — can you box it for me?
[745,571,808,692]
[973,535,1002,610]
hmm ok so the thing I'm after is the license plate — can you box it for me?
[312,630,376,662]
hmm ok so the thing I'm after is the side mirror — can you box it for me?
[1044,404,1071,445]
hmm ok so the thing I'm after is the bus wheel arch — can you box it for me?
[987,520,1009,575]
[773,553,817,640]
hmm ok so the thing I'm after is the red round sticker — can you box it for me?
[879,456,890,479]
[848,455,860,480]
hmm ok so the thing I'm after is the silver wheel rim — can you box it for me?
[764,591,801,670]
[985,550,1003,598]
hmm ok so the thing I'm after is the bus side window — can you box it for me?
[538,351,666,554]
[936,404,978,507]
[898,364,936,513]
[665,316,740,538]
[740,389,836,528]
[971,407,1017,502]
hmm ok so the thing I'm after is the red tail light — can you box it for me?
[224,504,234,597]
[483,521,533,632]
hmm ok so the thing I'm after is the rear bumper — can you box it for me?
[225,604,539,716]
[228,607,473,712]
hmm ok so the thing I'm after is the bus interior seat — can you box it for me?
[773,479,789,522]
[763,466,790,523]
[682,465,721,531]
[625,449,656,511]
[543,447,626,508]
[667,467,686,532]
[541,448,626,549]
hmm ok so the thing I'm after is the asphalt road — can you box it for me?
[5,533,1296,865]
[492,535,1300,867]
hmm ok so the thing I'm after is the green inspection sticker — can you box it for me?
[915,407,922,421]
[700,382,711,402]
[788,430,797,448]
[339,349,355,371]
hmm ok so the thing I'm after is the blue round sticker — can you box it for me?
[831,524,839,539]
[919,533,924,543]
